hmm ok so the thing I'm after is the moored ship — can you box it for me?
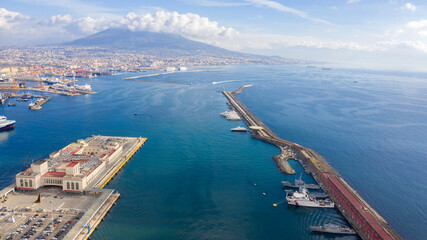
[0,116,16,131]
[310,222,356,235]
[282,174,320,189]
[286,187,334,208]
[231,126,247,132]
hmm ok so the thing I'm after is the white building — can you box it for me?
[16,136,126,193]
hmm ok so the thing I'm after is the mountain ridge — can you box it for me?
[63,28,233,53]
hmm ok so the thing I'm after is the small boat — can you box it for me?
[310,222,356,235]
[231,126,247,132]
[8,103,16,106]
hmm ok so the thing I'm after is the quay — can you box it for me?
[23,87,97,96]
[29,96,50,110]
[221,87,401,240]
[0,135,146,240]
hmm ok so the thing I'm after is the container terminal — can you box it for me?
[0,135,146,240]
[221,86,401,240]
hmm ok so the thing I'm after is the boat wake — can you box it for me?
[212,80,246,85]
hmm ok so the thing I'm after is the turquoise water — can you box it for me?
[0,65,426,239]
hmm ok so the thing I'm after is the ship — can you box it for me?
[220,111,229,117]
[75,83,92,91]
[225,110,241,121]
[231,126,247,132]
[220,110,241,121]
[0,116,16,131]
[286,187,334,208]
[310,222,356,235]
[282,174,320,189]
[28,101,35,109]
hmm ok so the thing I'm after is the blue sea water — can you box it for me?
[0,65,426,240]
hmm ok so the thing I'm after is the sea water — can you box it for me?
[0,65,425,239]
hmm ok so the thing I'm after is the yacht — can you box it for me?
[231,126,247,132]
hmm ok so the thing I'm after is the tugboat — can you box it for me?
[286,187,334,208]
[282,174,320,189]
[310,222,356,235]
[0,116,15,131]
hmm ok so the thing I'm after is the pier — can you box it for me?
[29,96,50,110]
[222,87,401,240]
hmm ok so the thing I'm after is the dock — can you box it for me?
[29,96,50,110]
[0,136,146,240]
[221,87,401,240]
[65,137,146,240]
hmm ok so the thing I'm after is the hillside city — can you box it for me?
[0,46,305,78]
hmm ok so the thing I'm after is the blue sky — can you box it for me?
[1,0,427,70]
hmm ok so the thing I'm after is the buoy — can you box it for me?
[262,193,266,195]
[253,183,256,186]
[273,204,277,207]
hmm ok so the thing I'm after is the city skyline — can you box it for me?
[1,0,427,70]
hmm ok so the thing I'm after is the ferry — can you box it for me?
[286,187,334,208]
[310,222,356,235]
[231,126,247,132]
[0,116,16,131]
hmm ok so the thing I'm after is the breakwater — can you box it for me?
[222,87,401,240]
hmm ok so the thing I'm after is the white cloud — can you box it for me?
[0,8,30,30]
[406,19,427,29]
[119,11,239,40]
[245,0,330,24]
[0,8,239,45]
[347,0,362,4]
[418,30,427,38]
[403,3,417,12]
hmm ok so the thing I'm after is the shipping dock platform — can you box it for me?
[0,135,146,240]
[221,86,401,240]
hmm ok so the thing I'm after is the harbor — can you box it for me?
[221,86,402,240]
[0,135,146,240]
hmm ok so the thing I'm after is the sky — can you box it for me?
[1,0,427,71]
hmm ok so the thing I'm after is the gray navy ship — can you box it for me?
[310,222,356,235]
[282,174,320,190]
